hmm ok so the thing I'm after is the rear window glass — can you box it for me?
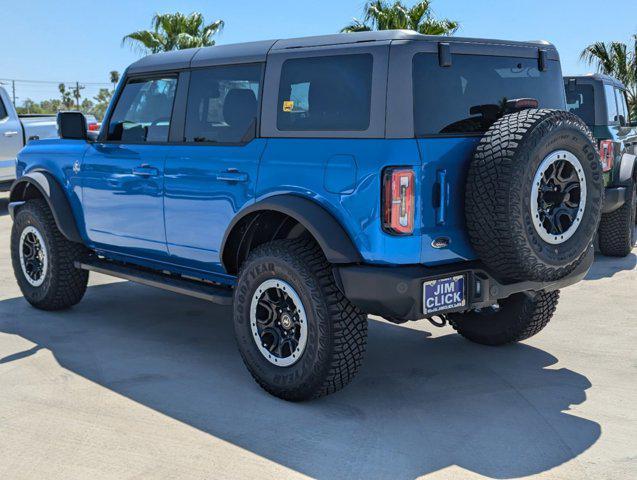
[0,98,7,119]
[277,54,373,131]
[565,82,595,125]
[185,64,262,143]
[413,53,564,136]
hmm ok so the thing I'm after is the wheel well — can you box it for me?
[10,181,45,203]
[222,210,312,275]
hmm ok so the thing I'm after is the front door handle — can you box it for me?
[216,169,248,183]
[3,131,19,137]
[132,165,159,177]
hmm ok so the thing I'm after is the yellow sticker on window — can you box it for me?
[283,100,294,112]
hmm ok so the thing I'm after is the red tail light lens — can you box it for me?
[88,123,99,131]
[599,140,614,172]
[382,167,415,235]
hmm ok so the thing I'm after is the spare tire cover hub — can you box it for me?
[531,150,587,245]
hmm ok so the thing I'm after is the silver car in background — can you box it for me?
[0,86,58,190]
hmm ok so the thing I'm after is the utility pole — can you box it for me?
[12,80,16,105]
[75,81,81,110]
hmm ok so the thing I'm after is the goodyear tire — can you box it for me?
[11,199,89,310]
[466,109,603,282]
[598,180,636,257]
[448,290,559,346]
[233,237,367,401]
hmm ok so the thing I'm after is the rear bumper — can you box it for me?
[602,186,626,214]
[334,245,594,321]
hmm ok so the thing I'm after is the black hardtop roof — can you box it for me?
[127,30,558,74]
[564,73,626,89]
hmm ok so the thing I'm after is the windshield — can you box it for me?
[413,53,565,136]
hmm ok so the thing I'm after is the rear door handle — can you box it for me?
[132,165,159,177]
[3,131,19,137]
[216,169,248,183]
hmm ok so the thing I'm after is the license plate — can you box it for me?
[423,275,466,315]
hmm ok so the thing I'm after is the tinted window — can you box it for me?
[615,88,629,124]
[277,54,373,131]
[604,84,619,124]
[565,82,595,125]
[107,77,177,142]
[185,64,261,143]
[413,54,564,136]
[0,98,7,120]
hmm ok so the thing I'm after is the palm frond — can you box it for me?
[123,12,224,54]
[580,42,615,74]
[342,0,458,35]
[121,30,164,54]
[341,20,372,33]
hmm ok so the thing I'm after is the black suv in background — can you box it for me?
[565,74,637,256]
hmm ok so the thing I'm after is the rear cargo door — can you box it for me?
[411,49,565,265]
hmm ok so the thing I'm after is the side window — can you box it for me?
[107,77,177,142]
[604,84,619,124]
[185,64,262,143]
[0,97,7,120]
[615,88,629,124]
[277,54,373,131]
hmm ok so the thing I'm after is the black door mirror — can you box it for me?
[57,112,88,140]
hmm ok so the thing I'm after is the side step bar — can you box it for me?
[75,259,234,306]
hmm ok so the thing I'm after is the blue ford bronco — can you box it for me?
[564,74,637,256]
[9,31,604,400]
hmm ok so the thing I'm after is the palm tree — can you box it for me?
[342,1,458,36]
[109,71,120,90]
[580,35,637,118]
[122,12,224,54]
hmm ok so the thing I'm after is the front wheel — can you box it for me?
[447,290,559,346]
[233,237,367,401]
[11,199,89,310]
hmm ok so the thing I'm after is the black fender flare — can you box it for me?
[9,171,82,243]
[221,194,362,273]
[617,152,637,185]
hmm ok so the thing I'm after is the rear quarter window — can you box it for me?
[413,53,564,136]
[276,54,373,131]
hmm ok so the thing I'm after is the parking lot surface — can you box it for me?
[0,192,635,480]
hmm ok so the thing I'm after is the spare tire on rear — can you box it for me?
[465,109,603,282]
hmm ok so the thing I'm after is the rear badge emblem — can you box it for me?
[431,237,450,249]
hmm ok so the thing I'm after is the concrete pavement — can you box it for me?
[0,192,635,480]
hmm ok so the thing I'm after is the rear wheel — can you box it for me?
[11,199,88,310]
[233,237,367,401]
[598,181,636,257]
[448,290,559,346]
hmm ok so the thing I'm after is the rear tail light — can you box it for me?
[599,140,614,172]
[382,167,415,235]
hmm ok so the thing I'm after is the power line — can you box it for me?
[0,78,112,86]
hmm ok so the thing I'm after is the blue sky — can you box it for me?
[0,0,635,103]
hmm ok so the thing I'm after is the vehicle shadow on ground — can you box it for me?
[0,282,601,479]
[585,251,636,280]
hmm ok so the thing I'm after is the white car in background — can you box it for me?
[0,86,58,191]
